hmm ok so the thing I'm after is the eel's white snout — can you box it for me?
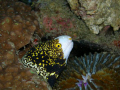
[55,35,74,63]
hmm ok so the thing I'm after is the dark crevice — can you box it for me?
[71,40,111,57]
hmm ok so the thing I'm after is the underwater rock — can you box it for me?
[67,0,79,11]
[35,0,89,40]
[0,0,40,50]
[0,0,48,90]
[54,52,120,90]
[67,0,120,34]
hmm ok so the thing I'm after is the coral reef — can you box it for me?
[0,0,49,89]
[67,0,120,34]
[53,52,120,90]
[1,0,120,89]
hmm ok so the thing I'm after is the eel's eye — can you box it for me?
[56,43,61,48]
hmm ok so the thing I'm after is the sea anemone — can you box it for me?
[53,52,120,90]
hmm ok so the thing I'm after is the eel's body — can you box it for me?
[21,35,73,86]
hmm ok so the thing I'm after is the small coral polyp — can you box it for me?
[76,73,93,89]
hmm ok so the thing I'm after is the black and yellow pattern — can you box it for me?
[21,39,66,87]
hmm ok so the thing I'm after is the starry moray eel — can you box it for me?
[21,35,73,87]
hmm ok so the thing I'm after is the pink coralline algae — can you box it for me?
[43,16,74,35]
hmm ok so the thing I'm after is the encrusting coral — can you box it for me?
[0,0,49,89]
[67,0,120,34]
[53,52,120,90]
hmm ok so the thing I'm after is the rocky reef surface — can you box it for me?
[0,0,49,89]
[67,0,120,34]
[35,0,89,40]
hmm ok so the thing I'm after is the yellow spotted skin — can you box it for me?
[21,39,66,87]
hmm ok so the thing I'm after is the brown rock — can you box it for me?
[5,73,13,81]
[14,75,22,81]
[20,71,26,78]
[5,66,18,73]
[0,0,47,89]
[14,15,23,23]
[5,82,12,87]
[2,42,13,50]
[12,72,18,77]
[1,17,13,31]
[4,50,15,60]
[28,25,36,32]
[0,83,4,89]
[12,80,22,87]
[12,23,22,34]
[3,59,14,66]
[0,74,5,81]
[0,66,2,71]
